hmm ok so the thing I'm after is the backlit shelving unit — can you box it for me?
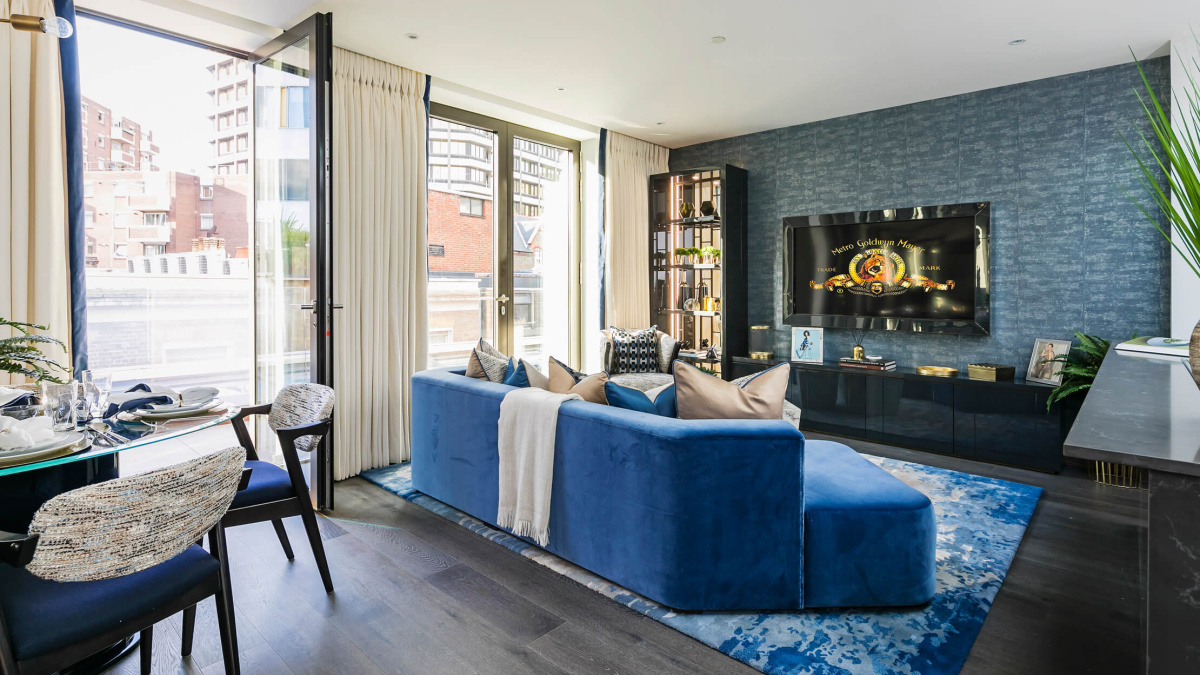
[648,165,747,379]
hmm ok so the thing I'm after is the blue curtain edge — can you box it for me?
[56,0,87,375]
[597,128,607,331]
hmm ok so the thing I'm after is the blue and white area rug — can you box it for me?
[362,455,1041,675]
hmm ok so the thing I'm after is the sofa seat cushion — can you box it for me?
[232,460,295,508]
[0,545,218,660]
[802,440,937,608]
[608,372,673,391]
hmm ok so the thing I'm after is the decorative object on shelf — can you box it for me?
[705,345,719,361]
[702,296,716,312]
[677,279,693,310]
[683,298,699,312]
[0,318,69,384]
[749,325,772,359]
[653,252,667,266]
[791,327,823,363]
[695,278,710,307]
[1115,335,1189,357]
[673,247,688,265]
[850,329,867,361]
[1026,338,1073,386]
[1042,332,1113,410]
[967,363,1015,381]
[1129,42,1200,384]
[916,366,958,378]
[699,200,717,217]
[678,200,696,219]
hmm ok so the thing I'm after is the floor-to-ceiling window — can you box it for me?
[78,17,253,403]
[426,105,581,370]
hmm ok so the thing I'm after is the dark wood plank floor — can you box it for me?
[104,432,1146,675]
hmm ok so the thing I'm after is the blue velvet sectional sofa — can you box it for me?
[411,367,937,611]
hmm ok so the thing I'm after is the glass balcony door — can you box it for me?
[428,105,580,370]
[251,13,334,508]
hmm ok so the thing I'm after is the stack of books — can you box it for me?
[838,357,897,371]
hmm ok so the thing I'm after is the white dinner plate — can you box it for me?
[0,432,90,468]
[120,399,225,422]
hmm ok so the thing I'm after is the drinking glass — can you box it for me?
[89,372,113,419]
[41,382,77,431]
[75,371,94,422]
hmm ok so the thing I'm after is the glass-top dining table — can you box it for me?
[0,406,240,478]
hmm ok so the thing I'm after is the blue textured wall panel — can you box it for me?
[669,59,1172,370]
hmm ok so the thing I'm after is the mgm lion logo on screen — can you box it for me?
[810,246,954,298]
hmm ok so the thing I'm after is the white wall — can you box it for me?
[580,137,602,372]
[1172,34,1200,338]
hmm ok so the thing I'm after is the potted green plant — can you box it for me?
[1,318,68,385]
[1129,41,1200,381]
[1044,332,1112,411]
[673,247,689,265]
[689,247,702,265]
[711,248,722,266]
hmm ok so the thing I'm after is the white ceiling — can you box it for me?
[85,0,1198,148]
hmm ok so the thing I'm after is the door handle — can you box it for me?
[496,294,509,316]
[496,295,510,303]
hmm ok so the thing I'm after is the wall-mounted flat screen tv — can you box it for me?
[783,202,990,335]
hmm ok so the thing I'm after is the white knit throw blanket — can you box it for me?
[497,387,581,546]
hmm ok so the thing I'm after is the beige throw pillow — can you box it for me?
[674,361,789,420]
[523,359,549,390]
[548,358,608,404]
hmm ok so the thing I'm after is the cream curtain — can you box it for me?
[1,0,71,383]
[604,131,668,329]
[331,48,427,478]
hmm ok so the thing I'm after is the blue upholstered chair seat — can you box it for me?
[0,545,219,660]
[802,440,938,607]
[231,460,295,508]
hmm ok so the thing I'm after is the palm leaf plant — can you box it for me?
[0,318,69,384]
[1043,332,1112,410]
[1127,39,1200,297]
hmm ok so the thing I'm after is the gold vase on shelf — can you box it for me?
[678,201,695,219]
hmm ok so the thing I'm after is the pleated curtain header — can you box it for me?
[332,48,424,96]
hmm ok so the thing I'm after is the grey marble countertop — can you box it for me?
[1063,349,1200,476]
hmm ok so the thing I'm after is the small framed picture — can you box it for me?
[791,327,824,363]
[1026,338,1072,385]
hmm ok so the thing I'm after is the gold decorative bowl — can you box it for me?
[916,366,959,378]
[749,352,773,360]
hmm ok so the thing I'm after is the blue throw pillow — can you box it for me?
[605,382,676,417]
[502,358,531,388]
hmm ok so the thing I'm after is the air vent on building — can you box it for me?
[127,260,134,273]
[223,260,231,275]
[160,258,169,274]
[199,257,208,274]
[143,259,151,273]
[178,257,187,275]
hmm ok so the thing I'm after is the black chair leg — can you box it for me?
[297,506,334,593]
[181,605,196,657]
[209,524,241,675]
[271,519,295,560]
[139,626,152,675]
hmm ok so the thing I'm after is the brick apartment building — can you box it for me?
[81,96,160,172]
[207,56,251,175]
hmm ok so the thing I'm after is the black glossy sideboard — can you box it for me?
[730,356,1068,472]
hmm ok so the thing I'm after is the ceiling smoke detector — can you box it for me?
[710,36,726,44]
[405,33,419,40]
[1008,38,1026,46]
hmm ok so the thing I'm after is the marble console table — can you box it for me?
[1064,349,1200,674]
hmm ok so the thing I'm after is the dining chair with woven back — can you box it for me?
[0,446,249,675]
[227,382,336,593]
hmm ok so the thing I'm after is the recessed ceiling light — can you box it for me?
[656,122,666,126]
[1008,38,1026,46]
[710,36,726,44]
[405,33,419,40]
[556,86,566,91]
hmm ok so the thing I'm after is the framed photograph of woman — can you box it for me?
[791,327,824,363]
[1026,338,1072,385]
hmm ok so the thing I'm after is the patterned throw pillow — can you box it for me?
[656,331,680,374]
[466,349,509,382]
[608,326,658,375]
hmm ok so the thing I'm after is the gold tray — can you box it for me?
[916,366,959,378]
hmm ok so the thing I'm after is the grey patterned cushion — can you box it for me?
[609,326,659,374]
[269,383,335,453]
[656,332,680,373]
[608,372,673,392]
[466,348,508,382]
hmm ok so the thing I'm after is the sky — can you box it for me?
[77,18,232,175]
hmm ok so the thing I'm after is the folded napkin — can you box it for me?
[104,384,178,418]
[0,387,37,409]
[0,415,55,452]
